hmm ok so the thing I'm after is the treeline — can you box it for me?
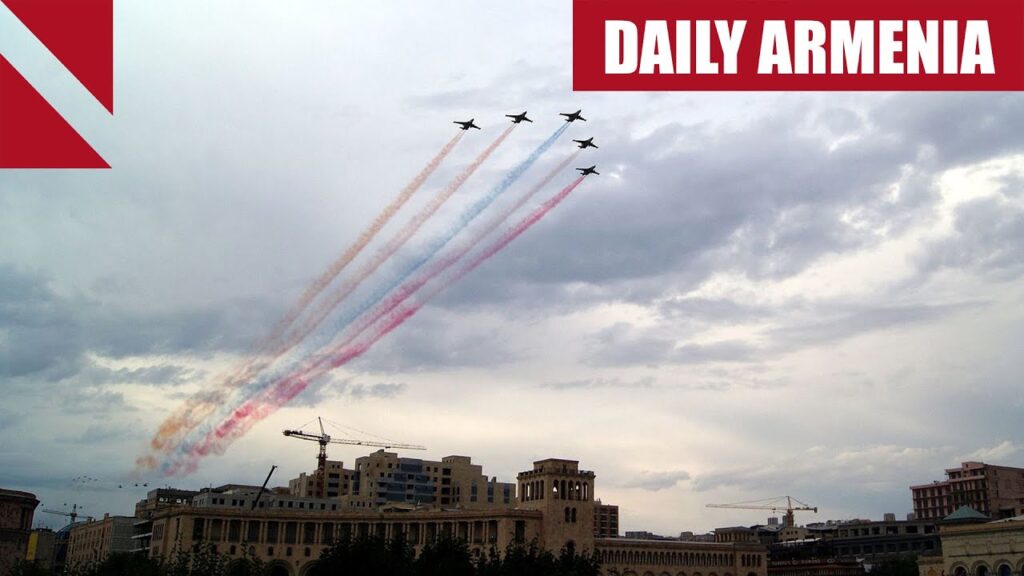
[12,536,601,576]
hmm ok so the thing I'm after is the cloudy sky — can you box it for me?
[2,1,1023,535]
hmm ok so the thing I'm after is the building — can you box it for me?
[717,527,758,544]
[289,460,350,499]
[917,512,1024,576]
[829,516,940,561]
[594,501,619,538]
[65,514,135,568]
[132,487,201,557]
[0,488,38,576]
[25,529,57,570]
[768,539,865,576]
[596,537,767,576]
[140,456,768,576]
[912,462,1024,520]
[286,450,515,510]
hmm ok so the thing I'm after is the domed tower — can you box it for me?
[516,459,596,553]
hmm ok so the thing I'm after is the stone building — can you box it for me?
[597,537,767,576]
[25,529,57,570]
[65,514,135,568]
[0,488,38,576]
[287,450,515,510]
[912,462,1024,521]
[917,513,1024,576]
[140,457,767,576]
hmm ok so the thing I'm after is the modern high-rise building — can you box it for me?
[911,462,1024,520]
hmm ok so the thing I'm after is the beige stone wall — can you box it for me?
[595,538,769,576]
[926,521,1024,576]
[517,459,597,552]
[0,489,38,576]
[148,507,544,576]
[66,516,134,568]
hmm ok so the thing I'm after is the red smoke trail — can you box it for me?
[279,124,517,353]
[264,131,466,354]
[142,127,512,465]
[302,150,583,367]
[183,152,580,461]
[170,175,587,470]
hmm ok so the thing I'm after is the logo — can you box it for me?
[573,0,1024,91]
[0,0,112,168]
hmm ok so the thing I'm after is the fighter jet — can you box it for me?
[454,119,481,130]
[577,165,600,176]
[506,111,532,124]
[560,109,587,122]
[573,137,598,149]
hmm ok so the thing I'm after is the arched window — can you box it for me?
[978,565,991,576]
[565,507,571,522]
[997,565,1012,576]
[571,508,577,523]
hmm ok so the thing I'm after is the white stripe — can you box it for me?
[0,3,111,158]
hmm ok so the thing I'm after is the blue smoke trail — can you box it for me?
[167,123,570,467]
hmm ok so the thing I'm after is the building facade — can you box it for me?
[287,451,515,510]
[912,462,1024,521]
[596,537,767,576]
[917,515,1024,576]
[0,488,38,576]
[65,514,135,568]
[595,501,620,539]
[138,457,767,576]
[829,517,940,561]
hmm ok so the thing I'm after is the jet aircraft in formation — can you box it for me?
[560,109,586,122]
[453,111,599,176]
[506,111,533,123]
[454,119,481,130]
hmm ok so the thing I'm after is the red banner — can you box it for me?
[573,0,1024,91]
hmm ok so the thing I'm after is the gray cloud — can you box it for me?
[767,302,984,347]
[918,195,1024,278]
[541,376,655,391]
[0,263,277,382]
[583,322,758,367]
[629,470,693,492]
[291,377,408,408]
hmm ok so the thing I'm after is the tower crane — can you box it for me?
[41,503,93,527]
[706,496,817,528]
[283,417,425,498]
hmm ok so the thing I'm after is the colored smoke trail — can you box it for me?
[279,123,518,354]
[280,123,570,362]
[141,126,515,469]
[143,132,464,458]
[165,175,588,473]
[169,124,574,460]
[265,131,466,353]
[320,150,584,364]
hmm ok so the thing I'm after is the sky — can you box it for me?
[1,1,1023,535]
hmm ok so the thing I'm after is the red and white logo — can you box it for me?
[0,0,112,168]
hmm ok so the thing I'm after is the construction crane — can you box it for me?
[706,496,818,528]
[283,417,425,498]
[42,503,93,527]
